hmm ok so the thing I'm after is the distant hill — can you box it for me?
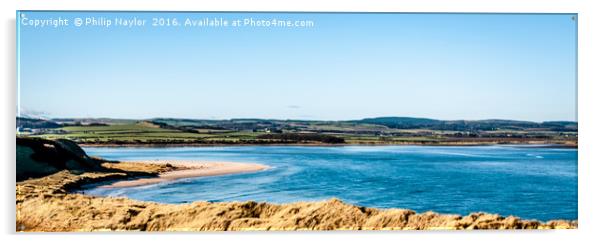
[355,117,442,128]
[16,116,577,134]
[353,117,577,132]
[153,117,577,132]
[51,118,137,125]
[17,117,139,130]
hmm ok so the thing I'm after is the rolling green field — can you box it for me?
[35,123,212,143]
[29,122,440,145]
[20,117,577,146]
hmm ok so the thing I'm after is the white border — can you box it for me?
[2,1,601,243]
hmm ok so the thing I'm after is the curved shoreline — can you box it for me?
[17,137,577,231]
[100,160,270,188]
[17,168,578,231]
[16,160,577,231]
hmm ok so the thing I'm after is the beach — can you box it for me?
[85,145,577,221]
[101,160,269,188]
[15,137,578,231]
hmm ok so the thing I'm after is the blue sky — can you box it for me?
[17,12,577,122]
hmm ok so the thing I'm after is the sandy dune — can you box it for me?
[16,137,577,231]
[16,170,577,231]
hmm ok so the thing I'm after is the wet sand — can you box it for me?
[102,160,269,188]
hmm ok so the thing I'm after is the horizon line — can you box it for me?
[16,115,578,124]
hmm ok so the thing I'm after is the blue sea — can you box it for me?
[83,145,577,221]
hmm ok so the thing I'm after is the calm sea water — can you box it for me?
[83,145,577,221]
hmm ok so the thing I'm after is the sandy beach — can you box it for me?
[16,137,577,231]
[102,160,269,188]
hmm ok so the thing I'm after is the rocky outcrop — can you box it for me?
[16,137,104,181]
